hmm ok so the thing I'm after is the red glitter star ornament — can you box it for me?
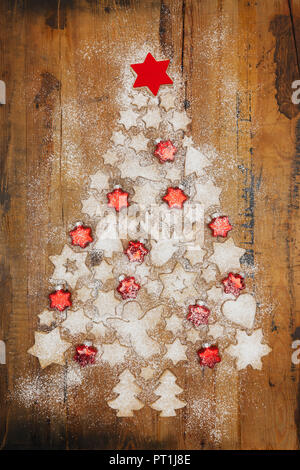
[162,187,188,209]
[197,345,221,368]
[117,276,141,300]
[130,53,173,96]
[222,272,245,297]
[187,304,210,326]
[49,288,72,312]
[208,216,232,237]
[154,140,177,163]
[107,187,129,212]
[125,241,149,263]
[69,224,93,248]
[73,344,98,367]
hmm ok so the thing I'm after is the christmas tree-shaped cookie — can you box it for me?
[108,369,144,417]
[151,370,186,417]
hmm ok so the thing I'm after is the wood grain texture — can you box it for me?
[0,0,299,450]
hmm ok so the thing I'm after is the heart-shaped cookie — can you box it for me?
[222,294,256,329]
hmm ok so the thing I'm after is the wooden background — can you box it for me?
[0,0,300,450]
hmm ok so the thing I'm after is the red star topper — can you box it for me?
[49,288,72,312]
[222,272,245,297]
[69,224,93,248]
[162,187,188,209]
[125,241,149,263]
[197,345,221,369]
[117,276,141,300]
[73,344,98,367]
[130,53,173,96]
[154,140,177,163]
[107,187,129,212]
[187,304,211,326]
[208,216,232,237]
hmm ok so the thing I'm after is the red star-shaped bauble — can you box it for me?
[107,187,130,212]
[162,187,188,209]
[73,344,98,367]
[197,345,221,368]
[69,224,93,248]
[130,53,173,96]
[187,304,211,326]
[49,288,72,312]
[117,276,141,300]
[222,272,245,297]
[154,140,177,163]
[208,216,232,237]
[125,241,149,263]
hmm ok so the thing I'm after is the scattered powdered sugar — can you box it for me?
[189,397,224,445]
[13,371,66,410]
[66,366,83,386]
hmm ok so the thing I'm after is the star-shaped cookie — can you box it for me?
[208,238,246,273]
[28,328,71,368]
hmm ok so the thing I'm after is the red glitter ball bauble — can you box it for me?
[49,288,72,312]
[197,345,221,368]
[162,187,188,209]
[208,216,232,237]
[154,140,177,163]
[222,272,245,297]
[73,344,98,367]
[107,187,129,212]
[125,241,149,263]
[69,224,93,248]
[187,304,210,326]
[117,276,141,300]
